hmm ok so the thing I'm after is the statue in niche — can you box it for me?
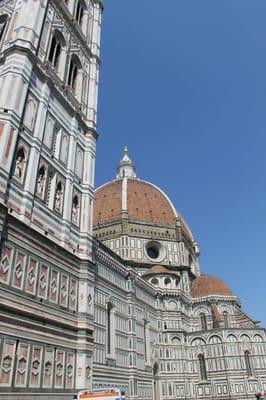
[37,166,45,197]
[55,182,63,212]
[72,195,79,224]
[14,148,25,179]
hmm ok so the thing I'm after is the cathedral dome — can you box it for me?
[191,274,234,298]
[93,148,193,243]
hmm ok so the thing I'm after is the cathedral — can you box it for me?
[0,1,265,400]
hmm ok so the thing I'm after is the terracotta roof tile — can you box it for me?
[143,265,180,277]
[191,274,233,298]
[94,180,122,225]
[127,180,176,225]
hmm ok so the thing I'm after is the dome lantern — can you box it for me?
[116,146,137,179]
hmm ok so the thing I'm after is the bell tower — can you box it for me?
[0,0,103,398]
[0,0,102,258]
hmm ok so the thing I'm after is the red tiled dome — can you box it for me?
[191,275,234,298]
[94,178,193,242]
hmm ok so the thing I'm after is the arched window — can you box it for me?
[48,31,65,72]
[0,14,8,42]
[198,354,207,381]
[164,277,171,287]
[244,351,253,377]
[223,311,229,328]
[75,1,84,26]
[68,56,80,92]
[200,313,207,331]
[48,36,61,69]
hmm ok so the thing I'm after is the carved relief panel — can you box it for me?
[55,350,65,388]
[12,251,26,290]
[25,257,38,295]
[38,263,49,299]
[69,279,77,311]
[0,246,13,284]
[0,341,16,386]
[60,274,69,307]
[49,269,59,303]
[66,352,75,389]
[15,343,30,387]
[43,348,54,388]
[29,346,43,388]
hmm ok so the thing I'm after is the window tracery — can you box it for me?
[75,1,85,26]
[48,30,66,73]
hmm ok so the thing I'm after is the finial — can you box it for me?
[116,146,137,179]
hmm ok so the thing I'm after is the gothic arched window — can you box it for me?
[244,351,253,377]
[75,1,84,26]
[223,311,229,328]
[0,14,8,43]
[48,31,65,72]
[200,313,207,331]
[68,56,81,92]
[198,354,207,381]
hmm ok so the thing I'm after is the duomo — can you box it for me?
[0,1,265,400]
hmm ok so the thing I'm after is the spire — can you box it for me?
[116,147,137,179]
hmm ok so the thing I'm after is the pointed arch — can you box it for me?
[48,29,66,71]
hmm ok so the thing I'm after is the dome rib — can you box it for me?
[93,176,194,244]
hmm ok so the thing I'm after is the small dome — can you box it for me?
[143,265,180,277]
[191,274,234,298]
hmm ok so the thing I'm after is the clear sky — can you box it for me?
[96,1,266,326]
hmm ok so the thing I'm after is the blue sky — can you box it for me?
[96,1,266,326]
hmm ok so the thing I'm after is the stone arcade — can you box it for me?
[0,1,265,399]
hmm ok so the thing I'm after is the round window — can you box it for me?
[151,278,159,285]
[146,241,160,260]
